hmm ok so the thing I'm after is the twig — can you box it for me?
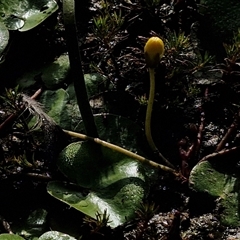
[179,117,205,178]
[199,146,240,162]
[24,172,52,181]
[30,87,43,100]
[215,122,237,152]
[215,112,240,152]
[195,116,205,155]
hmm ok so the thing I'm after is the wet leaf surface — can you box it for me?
[189,156,240,226]
[0,21,9,56]
[0,0,58,31]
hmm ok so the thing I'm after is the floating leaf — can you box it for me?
[189,157,240,226]
[48,141,150,228]
[84,73,109,97]
[0,0,59,31]
[40,88,72,130]
[0,234,25,240]
[39,231,76,240]
[36,73,112,131]
[48,114,155,228]
[57,141,148,188]
[12,209,48,239]
[40,54,70,89]
[17,54,70,90]
[0,21,9,57]
[48,178,145,229]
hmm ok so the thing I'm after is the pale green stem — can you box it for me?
[63,129,179,177]
[145,68,175,169]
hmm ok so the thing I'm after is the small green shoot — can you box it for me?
[135,202,159,222]
[165,31,192,54]
[216,29,240,77]
[223,29,240,62]
[92,5,124,46]
[83,209,111,235]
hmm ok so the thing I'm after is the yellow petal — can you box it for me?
[144,37,164,68]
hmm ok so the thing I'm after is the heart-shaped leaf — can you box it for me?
[48,114,155,228]
[48,141,149,228]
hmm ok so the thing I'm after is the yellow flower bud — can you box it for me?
[144,37,164,68]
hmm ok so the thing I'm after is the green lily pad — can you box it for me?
[35,73,112,131]
[40,54,71,89]
[0,0,58,31]
[84,73,110,97]
[189,158,240,226]
[0,234,25,240]
[38,87,82,131]
[48,141,150,228]
[12,209,48,239]
[40,88,72,130]
[17,54,70,90]
[39,231,76,240]
[0,21,9,56]
[48,178,145,229]
[57,141,148,189]
[48,113,155,228]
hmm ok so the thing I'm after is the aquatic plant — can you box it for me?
[144,36,174,168]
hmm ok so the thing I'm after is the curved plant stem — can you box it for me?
[146,68,175,169]
[145,68,156,151]
[63,0,99,138]
[63,129,179,177]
